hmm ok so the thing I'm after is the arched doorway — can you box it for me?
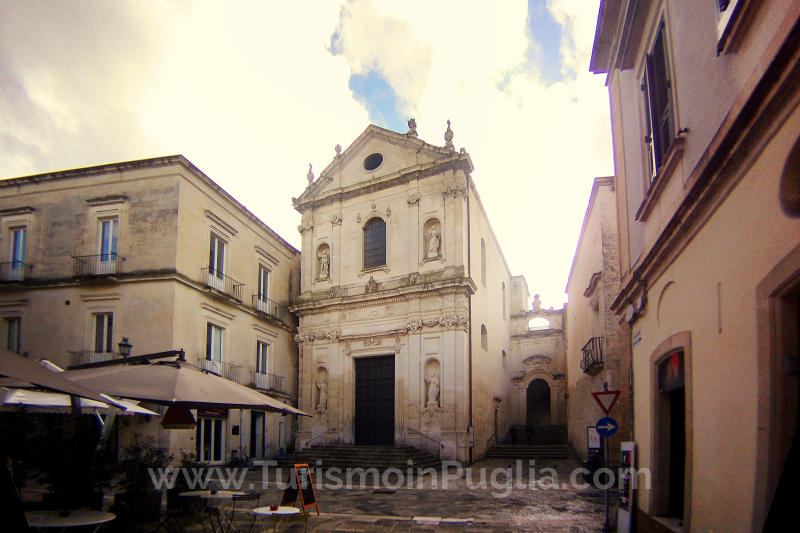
[527,379,551,427]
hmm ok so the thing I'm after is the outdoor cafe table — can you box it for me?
[252,506,307,533]
[179,490,247,532]
[24,510,116,532]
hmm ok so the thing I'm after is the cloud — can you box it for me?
[0,0,612,307]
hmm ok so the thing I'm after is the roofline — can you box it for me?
[0,155,299,255]
[565,176,615,293]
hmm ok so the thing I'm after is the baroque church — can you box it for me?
[290,121,565,462]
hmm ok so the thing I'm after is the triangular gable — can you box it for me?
[294,124,456,206]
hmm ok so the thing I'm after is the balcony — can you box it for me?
[252,295,291,324]
[202,268,243,301]
[73,254,124,277]
[0,261,33,281]
[581,337,605,376]
[254,371,284,393]
[198,357,243,384]
[69,350,122,368]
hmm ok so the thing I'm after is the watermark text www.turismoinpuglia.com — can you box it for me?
[148,460,651,498]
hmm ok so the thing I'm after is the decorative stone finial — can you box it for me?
[335,144,342,158]
[444,119,454,150]
[407,118,418,137]
[307,163,314,184]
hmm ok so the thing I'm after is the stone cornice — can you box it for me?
[290,278,476,316]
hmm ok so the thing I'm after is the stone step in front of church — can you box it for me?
[484,443,574,460]
[276,444,441,471]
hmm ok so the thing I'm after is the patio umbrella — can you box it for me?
[64,358,310,416]
[0,348,123,406]
[0,388,158,415]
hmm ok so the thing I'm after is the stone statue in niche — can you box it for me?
[427,224,440,258]
[425,372,440,408]
[316,379,328,411]
[318,248,329,279]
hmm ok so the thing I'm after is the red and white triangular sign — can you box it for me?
[592,390,621,416]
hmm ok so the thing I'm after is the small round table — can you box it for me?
[25,510,116,532]
[252,506,306,533]
[179,490,248,531]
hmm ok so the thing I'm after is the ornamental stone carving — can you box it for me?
[406,319,422,332]
[364,337,382,346]
[343,342,351,357]
[298,223,313,234]
[407,192,420,206]
[330,213,342,226]
[365,276,379,294]
[409,272,419,285]
[407,118,418,137]
[394,336,402,354]
[326,329,340,342]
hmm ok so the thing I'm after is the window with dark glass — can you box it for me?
[256,341,269,374]
[93,313,113,353]
[209,234,225,279]
[363,217,386,269]
[643,21,674,184]
[206,323,223,362]
[6,317,21,354]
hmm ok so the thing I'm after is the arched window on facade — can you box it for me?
[363,217,386,269]
[480,324,488,350]
[480,238,487,286]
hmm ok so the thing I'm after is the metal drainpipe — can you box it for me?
[466,171,473,465]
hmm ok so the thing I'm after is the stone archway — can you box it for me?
[526,378,551,427]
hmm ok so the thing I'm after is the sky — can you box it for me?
[0,0,613,308]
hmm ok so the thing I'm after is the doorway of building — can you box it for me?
[355,355,395,444]
[250,411,266,459]
[657,351,686,518]
[197,417,225,464]
[526,379,551,427]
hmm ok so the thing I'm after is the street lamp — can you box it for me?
[118,337,132,358]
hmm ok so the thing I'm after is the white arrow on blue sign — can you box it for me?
[596,416,618,438]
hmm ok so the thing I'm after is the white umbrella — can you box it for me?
[0,388,157,415]
[65,358,310,416]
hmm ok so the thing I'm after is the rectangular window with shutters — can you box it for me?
[93,313,114,353]
[206,323,224,362]
[209,234,225,279]
[6,317,21,354]
[256,341,269,374]
[642,21,675,185]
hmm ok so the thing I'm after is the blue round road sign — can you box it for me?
[596,416,618,438]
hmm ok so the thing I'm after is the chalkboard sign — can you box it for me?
[280,463,319,516]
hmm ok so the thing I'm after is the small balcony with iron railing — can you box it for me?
[198,357,243,384]
[0,261,33,282]
[73,254,124,277]
[251,295,291,325]
[253,371,284,393]
[69,350,122,368]
[581,337,605,376]
[202,268,243,301]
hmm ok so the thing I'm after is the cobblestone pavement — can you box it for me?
[198,457,610,532]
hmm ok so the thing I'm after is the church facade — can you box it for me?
[290,122,564,462]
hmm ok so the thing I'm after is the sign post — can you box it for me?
[593,384,621,533]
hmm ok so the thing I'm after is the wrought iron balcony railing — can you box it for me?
[69,350,122,368]
[252,295,291,324]
[73,254,124,277]
[198,357,243,384]
[254,371,284,393]
[0,261,33,281]
[202,268,243,301]
[581,337,605,376]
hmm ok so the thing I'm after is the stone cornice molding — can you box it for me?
[290,280,475,316]
[296,313,469,345]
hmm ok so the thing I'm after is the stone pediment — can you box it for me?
[523,355,552,367]
[293,124,470,211]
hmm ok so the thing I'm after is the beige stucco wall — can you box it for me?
[630,106,800,530]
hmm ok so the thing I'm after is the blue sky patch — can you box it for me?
[527,0,564,85]
[348,70,405,132]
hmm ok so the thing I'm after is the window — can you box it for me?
[10,227,27,268]
[206,323,224,362]
[93,313,114,353]
[197,417,224,463]
[256,341,269,374]
[642,21,674,184]
[209,234,226,279]
[363,217,386,269]
[257,265,270,301]
[6,317,21,354]
[480,324,488,350]
[98,218,118,261]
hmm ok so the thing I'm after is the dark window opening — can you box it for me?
[363,217,386,269]
[363,153,384,171]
